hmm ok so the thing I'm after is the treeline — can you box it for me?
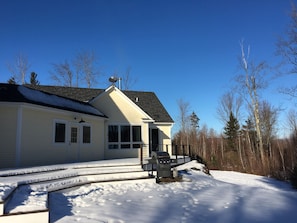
[5,51,136,90]
[173,125,297,183]
[173,4,297,187]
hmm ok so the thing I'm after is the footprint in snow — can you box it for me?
[183,211,190,217]
[180,216,188,223]
[193,198,199,205]
[224,202,230,208]
[182,204,190,211]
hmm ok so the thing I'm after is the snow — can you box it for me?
[1,160,297,223]
[18,85,104,116]
[50,161,297,223]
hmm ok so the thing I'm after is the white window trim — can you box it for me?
[108,123,143,149]
[53,120,68,145]
[81,123,92,145]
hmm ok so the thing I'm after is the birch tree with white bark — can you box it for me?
[7,53,30,84]
[236,41,268,169]
[50,50,101,88]
[73,50,100,88]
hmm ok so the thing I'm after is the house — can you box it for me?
[0,83,174,169]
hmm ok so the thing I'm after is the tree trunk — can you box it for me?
[277,140,286,173]
[238,135,245,170]
[253,101,265,165]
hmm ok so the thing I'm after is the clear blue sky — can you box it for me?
[0,0,295,135]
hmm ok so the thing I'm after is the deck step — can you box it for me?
[4,185,48,215]
[0,159,153,223]
[1,165,148,217]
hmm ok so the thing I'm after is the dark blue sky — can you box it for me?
[0,0,294,134]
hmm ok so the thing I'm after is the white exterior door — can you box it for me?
[69,123,80,162]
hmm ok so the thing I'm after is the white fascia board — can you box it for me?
[142,118,155,123]
[154,122,174,125]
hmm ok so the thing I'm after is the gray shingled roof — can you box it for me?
[0,84,106,117]
[26,85,174,123]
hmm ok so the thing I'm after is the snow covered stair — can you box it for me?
[0,159,150,223]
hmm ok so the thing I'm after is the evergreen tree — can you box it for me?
[7,76,16,84]
[190,111,200,130]
[30,72,40,85]
[224,112,240,150]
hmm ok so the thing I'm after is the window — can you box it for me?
[108,125,118,142]
[108,125,118,149]
[120,125,130,149]
[132,126,141,142]
[54,122,91,145]
[71,127,78,143]
[108,144,119,149]
[108,124,142,149]
[83,126,91,143]
[120,125,130,142]
[132,126,142,149]
[55,123,66,143]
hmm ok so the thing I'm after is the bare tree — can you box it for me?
[286,109,297,169]
[121,66,137,90]
[7,53,30,84]
[50,60,73,87]
[217,91,243,124]
[198,124,208,159]
[50,50,101,88]
[236,41,269,168]
[73,50,100,88]
[287,109,297,135]
[277,2,297,98]
[259,100,278,157]
[177,99,191,149]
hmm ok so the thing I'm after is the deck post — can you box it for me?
[140,144,143,166]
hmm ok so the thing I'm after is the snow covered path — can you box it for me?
[49,162,297,223]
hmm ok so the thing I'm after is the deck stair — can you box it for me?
[0,159,151,223]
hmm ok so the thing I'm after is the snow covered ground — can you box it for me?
[1,159,297,223]
[47,161,297,223]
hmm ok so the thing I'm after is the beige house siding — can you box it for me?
[0,84,173,168]
[91,87,153,159]
[0,102,105,168]
[153,123,173,156]
[0,104,18,168]
[91,87,151,123]
[20,105,56,166]
[91,87,173,159]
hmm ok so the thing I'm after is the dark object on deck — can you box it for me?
[151,151,172,183]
